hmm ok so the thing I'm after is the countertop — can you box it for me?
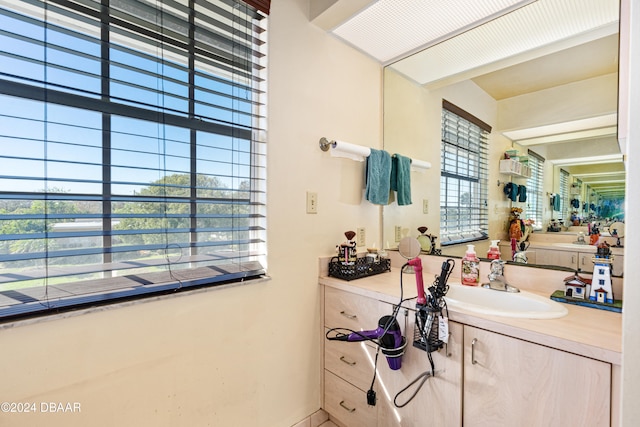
[319,268,622,365]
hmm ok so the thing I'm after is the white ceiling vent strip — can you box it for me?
[331,0,535,64]
[389,0,620,85]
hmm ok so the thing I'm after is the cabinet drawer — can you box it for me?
[325,331,376,391]
[324,370,377,427]
[325,286,384,330]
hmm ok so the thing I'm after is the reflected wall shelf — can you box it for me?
[499,159,531,178]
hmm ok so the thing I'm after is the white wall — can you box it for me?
[0,1,382,426]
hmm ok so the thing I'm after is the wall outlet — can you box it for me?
[356,227,366,247]
[306,191,317,214]
[394,225,402,242]
[423,199,429,214]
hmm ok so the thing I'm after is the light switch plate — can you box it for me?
[306,191,317,214]
[395,226,402,242]
[423,199,429,214]
[356,227,366,247]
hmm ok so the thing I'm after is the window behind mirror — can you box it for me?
[0,0,268,320]
[526,150,545,229]
[559,169,570,221]
[440,100,489,245]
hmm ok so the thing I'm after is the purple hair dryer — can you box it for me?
[336,315,405,370]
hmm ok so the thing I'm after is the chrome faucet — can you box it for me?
[482,260,520,293]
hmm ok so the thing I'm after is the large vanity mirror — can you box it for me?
[382,0,624,276]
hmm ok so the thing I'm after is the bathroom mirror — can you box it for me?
[382,0,624,275]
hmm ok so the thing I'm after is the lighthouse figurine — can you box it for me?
[588,243,614,304]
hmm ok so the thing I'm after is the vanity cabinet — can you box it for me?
[323,286,463,427]
[322,285,616,427]
[534,248,579,269]
[534,248,624,276]
[463,325,611,427]
[375,311,463,426]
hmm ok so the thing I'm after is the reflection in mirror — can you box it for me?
[382,0,624,276]
[398,236,421,260]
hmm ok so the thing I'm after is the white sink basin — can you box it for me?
[445,284,568,319]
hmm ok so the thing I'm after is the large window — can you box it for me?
[526,150,545,229]
[440,100,489,245]
[0,0,267,319]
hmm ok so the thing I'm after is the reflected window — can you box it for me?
[526,150,545,229]
[440,100,489,245]
[559,168,570,220]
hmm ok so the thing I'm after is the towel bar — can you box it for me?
[319,137,431,170]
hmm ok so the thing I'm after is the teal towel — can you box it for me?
[391,154,412,205]
[365,149,392,205]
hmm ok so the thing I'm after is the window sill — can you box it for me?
[0,273,271,330]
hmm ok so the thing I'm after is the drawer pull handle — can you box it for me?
[471,338,478,365]
[339,400,356,413]
[339,356,356,366]
[340,310,357,320]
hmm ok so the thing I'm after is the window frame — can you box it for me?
[526,150,545,230]
[0,0,268,321]
[439,100,490,246]
[559,168,570,221]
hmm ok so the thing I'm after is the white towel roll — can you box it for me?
[410,158,432,172]
[329,140,371,162]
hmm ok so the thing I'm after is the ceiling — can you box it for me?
[471,33,620,100]
[325,0,624,199]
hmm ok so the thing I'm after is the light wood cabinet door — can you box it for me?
[611,253,624,276]
[534,248,579,269]
[578,251,624,277]
[376,315,463,427]
[463,325,611,427]
[324,370,377,427]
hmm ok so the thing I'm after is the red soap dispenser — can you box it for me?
[461,244,480,286]
[487,240,501,260]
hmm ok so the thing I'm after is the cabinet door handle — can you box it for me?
[581,256,586,266]
[446,332,452,357]
[471,338,478,365]
[340,310,357,320]
[572,255,576,264]
[339,356,356,366]
[339,400,356,413]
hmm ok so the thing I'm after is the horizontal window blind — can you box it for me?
[0,0,267,319]
[559,168,569,219]
[526,150,544,229]
[440,101,489,245]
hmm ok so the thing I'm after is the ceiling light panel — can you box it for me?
[390,0,619,85]
[502,113,618,143]
[331,0,535,64]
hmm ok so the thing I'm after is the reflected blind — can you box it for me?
[526,150,544,229]
[440,100,489,245]
[559,168,570,220]
[0,0,267,319]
